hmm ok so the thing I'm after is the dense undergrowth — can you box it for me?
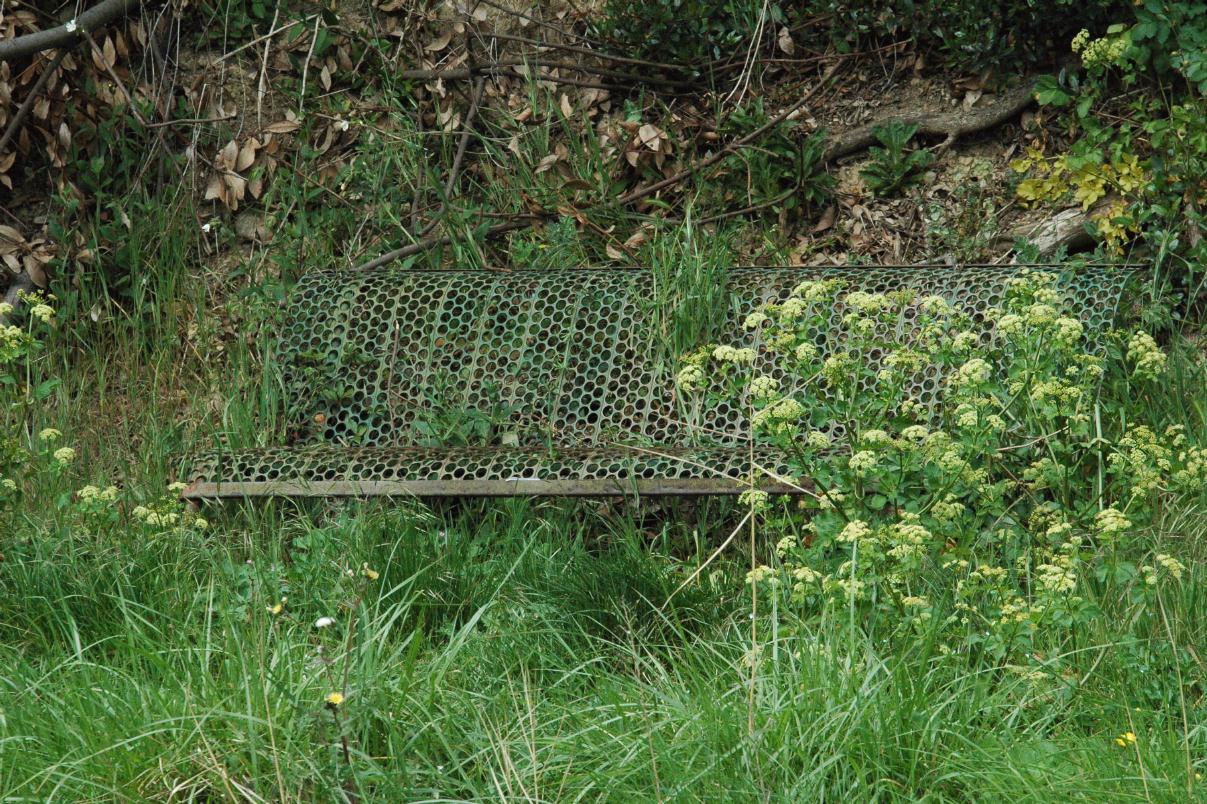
[2,0,1207,800]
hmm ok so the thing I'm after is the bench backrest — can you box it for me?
[279,265,1133,449]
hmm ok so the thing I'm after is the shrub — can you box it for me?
[593,0,781,69]
[822,0,1126,73]
[677,272,1194,664]
[704,98,832,216]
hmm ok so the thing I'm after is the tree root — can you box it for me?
[998,206,1097,258]
[822,77,1039,163]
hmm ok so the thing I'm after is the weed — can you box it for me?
[859,121,934,197]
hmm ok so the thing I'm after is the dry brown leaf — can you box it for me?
[424,30,452,52]
[0,225,24,243]
[559,93,573,118]
[217,139,238,170]
[264,119,301,134]
[319,64,332,91]
[236,138,259,171]
[24,260,46,288]
[605,242,624,260]
[637,123,662,151]
[812,206,837,233]
[204,174,225,203]
[223,172,247,210]
[777,27,795,55]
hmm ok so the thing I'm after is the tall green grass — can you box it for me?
[2,494,1204,800]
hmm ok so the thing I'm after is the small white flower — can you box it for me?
[202,222,212,233]
[338,119,350,132]
[314,616,335,628]
[65,19,78,33]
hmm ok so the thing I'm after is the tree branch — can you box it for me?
[0,48,67,155]
[0,0,142,63]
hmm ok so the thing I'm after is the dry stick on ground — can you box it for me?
[617,62,842,208]
[355,77,488,271]
[0,0,142,62]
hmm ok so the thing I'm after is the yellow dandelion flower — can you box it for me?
[361,563,380,581]
[325,691,344,707]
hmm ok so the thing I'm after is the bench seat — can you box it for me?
[182,264,1136,499]
[184,445,800,497]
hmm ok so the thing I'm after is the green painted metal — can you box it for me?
[184,264,1138,498]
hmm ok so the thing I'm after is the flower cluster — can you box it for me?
[1126,330,1166,381]
[1071,27,1131,71]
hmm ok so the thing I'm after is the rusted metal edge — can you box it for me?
[181,477,806,499]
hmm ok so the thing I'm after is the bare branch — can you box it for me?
[0,48,67,155]
[0,0,142,63]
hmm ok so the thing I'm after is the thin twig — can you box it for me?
[142,113,236,128]
[297,15,321,116]
[617,62,842,208]
[214,13,318,63]
[256,4,280,127]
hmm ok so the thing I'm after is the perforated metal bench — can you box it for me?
[182,264,1135,499]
